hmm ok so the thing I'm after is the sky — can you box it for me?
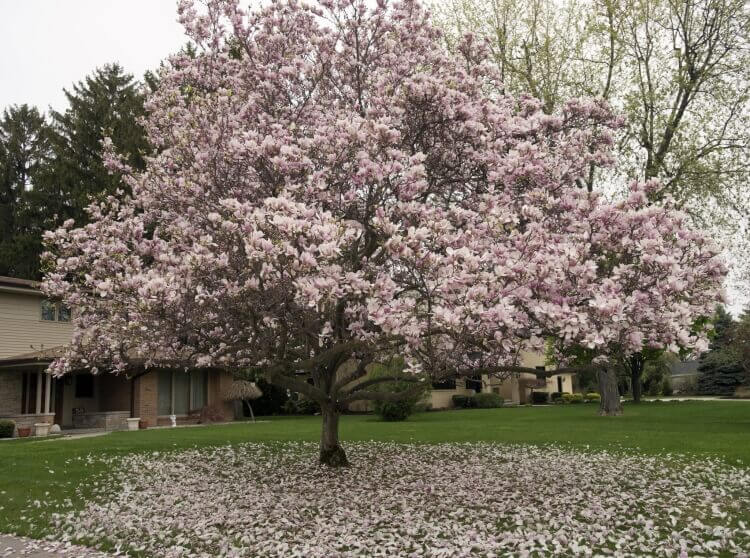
[0,0,189,114]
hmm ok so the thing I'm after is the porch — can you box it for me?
[0,348,237,436]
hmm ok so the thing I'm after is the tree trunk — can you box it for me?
[631,367,642,403]
[319,405,348,467]
[598,367,623,416]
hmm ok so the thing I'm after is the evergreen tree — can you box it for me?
[0,105,53,279]
[696,306,744,396]
[45,63,148,229]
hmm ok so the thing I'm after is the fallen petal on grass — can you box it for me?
[41,442,750,557]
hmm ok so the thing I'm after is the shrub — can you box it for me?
[282,399,299,414]
[451,394,466,408]
[570,393,584,404]
[473,393,504,408]
[550,392,563,402]
[370,358,429,421]
[0,419,15,438]
[297,398,321,415]
[584,392,601,402]
[452,395,477,408]
[376,400,415,421]
[249,377,290,415]
[530,392,549,405]
[661,377,673,396]
[561,393,574,404]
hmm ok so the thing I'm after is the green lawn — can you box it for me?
[1,401,749,539]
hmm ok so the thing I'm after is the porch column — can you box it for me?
[44,373,52,414]
[35,372,43,414]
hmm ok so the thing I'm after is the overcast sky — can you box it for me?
[0,0,189,114]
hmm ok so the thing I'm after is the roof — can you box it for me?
[0,346,65,368]
[0,275,43,296]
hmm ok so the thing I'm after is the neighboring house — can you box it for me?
[0,276,234,435]
[427,351,574,409]
[346,352,575,412]
[669,359,700,392]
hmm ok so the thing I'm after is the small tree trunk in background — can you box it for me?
[243,400,256,423]
[629,353,644,403]
[319,405,348,467]
[598,367,623,416]
[631,367,642,403]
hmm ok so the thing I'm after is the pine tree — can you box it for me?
[45,63,148,228]
[696,306,744,396]
[0,105,53,279]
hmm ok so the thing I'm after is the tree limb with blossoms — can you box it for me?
[43,0,723,465]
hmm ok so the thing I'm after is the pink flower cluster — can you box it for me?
[42,0,724,382]
[45,442,750,556]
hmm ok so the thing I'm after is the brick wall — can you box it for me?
[207,369,235,420]
[133,372,158,427]
[0,371,22,415]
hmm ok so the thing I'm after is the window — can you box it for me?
[157,370,209,415]
[41,300,56,321]
[40,300,72,322]
[58,305,71,322]
[431,378,456,390]
[75,374,95,398]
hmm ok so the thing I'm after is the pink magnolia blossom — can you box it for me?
[42,0,724,458]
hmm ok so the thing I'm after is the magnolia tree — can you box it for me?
[525,180,726,414]
[43,0,723,465]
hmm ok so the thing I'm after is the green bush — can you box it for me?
[473,393,504,408]
[550,392,563,402]
[570,393,584,404]
[282,397,320,415]
[282,399,299,414]
[297,398,321,415]
[370,358,429,421]
[249,377,290,415]
[451,394,477,408]
[661,377,673,396]
[561,393,574,404]
[451,394,467,408]
[584,392,601,402]
[0,419,14,438]
[376,400,415,421]
[530,391,549,405]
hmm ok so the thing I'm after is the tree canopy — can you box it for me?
[43,0,724,464]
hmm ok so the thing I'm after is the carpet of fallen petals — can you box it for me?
[44,442,750,557]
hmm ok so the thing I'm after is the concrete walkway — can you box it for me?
[643,396,750,401]
[0,534,109,557]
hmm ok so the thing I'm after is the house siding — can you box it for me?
[0,291,72,359]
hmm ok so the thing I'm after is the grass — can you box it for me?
[1,401,749,540]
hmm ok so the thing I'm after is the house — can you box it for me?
[668,359,700,392]
[427,351,575,409]
[0,276,235,435]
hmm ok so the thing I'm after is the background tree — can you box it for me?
[0,105,54,279]
[433,0,750,390]
[696,305,744,395]
[45,63,148,229]
[0,65,149,280]
[729,308,750,385]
